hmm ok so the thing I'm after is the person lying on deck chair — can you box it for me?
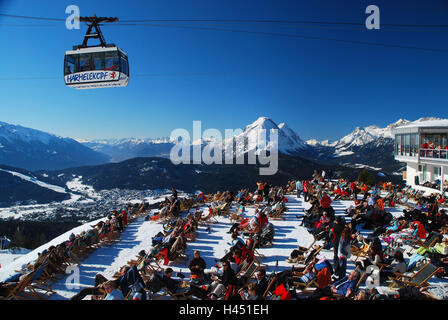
[232,248,253,273]
[103,280,124,300]
[219,233,246,262]
[162,267,184,293]
[70,265,130,300]
[238,282,264,300]
[309,269,360,300]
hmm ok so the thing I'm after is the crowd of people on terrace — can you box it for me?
[2,170,448,301]
[420,141,448,159]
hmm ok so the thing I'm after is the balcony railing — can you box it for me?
[420,148,448,160]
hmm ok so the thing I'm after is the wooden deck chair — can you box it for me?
[138,257,164,281]
[292,252,331,287]
[128,255,145,267]
[170,246,189,264]
[184,230,197,242]
[214,202,232,216]
[158,211,176,224]
[235,260,250,277]
[229,205,245,223]
[64,243,82,265]
[411,233,440,250]
[389,262,441,289]
[7,264,54,300]
[352,271,367,295]
[99,231,118,246]
[6,270,39,300]
[253,248,265,259]
[52,247,72,270]
[383,241,404,260]
[352,243,372,263]
[291,260,319,291]
[239,260,260,287]
[26,270,56,299]
[262,275,277,299]
[70,242,93,262]
[294,245,323,265]
[200,209,219,225]
[162,284,191,300]
[269,206,286,220]
[292,276,317,292]
[286,239,316,263]
[249,239,265,259]
[36,261,60,283]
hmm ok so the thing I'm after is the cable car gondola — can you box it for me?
[64,16,129,89]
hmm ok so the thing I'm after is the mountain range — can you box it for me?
[0,121,110,171]
[1,116,445,175]
[76,116,423,174]
[2,116,441,207]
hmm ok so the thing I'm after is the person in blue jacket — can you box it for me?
[309,269,359,300]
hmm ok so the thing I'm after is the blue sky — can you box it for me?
[0,0,447,141]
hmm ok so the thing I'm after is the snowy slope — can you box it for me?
[0,169,67,194]
[0,216,107,282]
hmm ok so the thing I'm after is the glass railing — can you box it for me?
[394,150,418,157]
[420,148,448,159]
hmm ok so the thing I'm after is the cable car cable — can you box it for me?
[3,13,448,28]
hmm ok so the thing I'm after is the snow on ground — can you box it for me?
[0,248,31,270]
[0,204,53,219]
[0,169,67,194]
[3,193,448,299]
[344,163,382,171]
[66,176,100,200]
[333,150,355,157]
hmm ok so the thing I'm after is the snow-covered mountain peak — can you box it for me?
[337,127,376,148]
[391,119,411,127]
[306,139,320,146]
[244,117,279,132]
[278,122,297,137]
[335,118,413,148]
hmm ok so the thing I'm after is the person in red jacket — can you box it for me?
[413,221,427,239]
[320,193,332,209]
[303,180,311,202]
[233,247,253,273]
[256,211,269,230]
[121,210,128,226]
